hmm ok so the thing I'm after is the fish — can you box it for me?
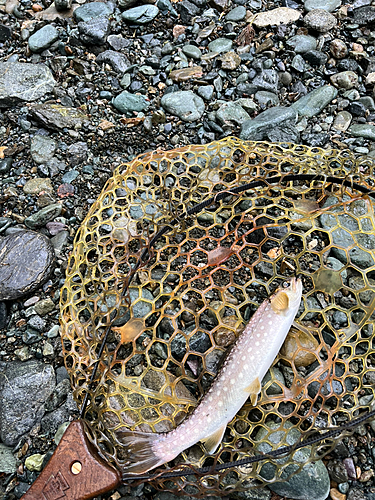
[119,277,303,474]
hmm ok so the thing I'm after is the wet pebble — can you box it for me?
[161,90,205,122]
[286,35,317,54]
[122,5,159,24]
[74,2,113,22]
[304,9,337,32]
[30,135,57,164]
[28,25,59,53]
[113,91,149,113]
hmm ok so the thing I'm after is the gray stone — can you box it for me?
[197,85,214,101]
[118,0,137,8]
[28,25,59,53]
[358,96,375,111]
[208,37,233,54]
[291,54,306,72]
[78,16,110,45]
[182,44,202,60]
[225,5,246,21]
[0,231,55,300]
[292,85,338,117]
[240,106,298,142]
[304,0,341,12]
[252,69,279,93]
[113,91,149,113]
[0,444,17,474]
[304,8,337,32]
[0,62,55,107]
[255,91,279,106]
[96,50,129,73]
[74,2,113,22]
[0,360,55,446]
[0,25,12,42]
[161,90,205,122]
[51,230,69,254]
[28,314,47,332]
[349,124,375,140]
[263,367,285,395]
[107,34,131,51]
[30,103,87,130]
[332,111,352,132]
[286,35,317,53]
[304,50,328,66]
[122,4,159,23]
[25,203,62,230]
[330,71,358,89]
[236,98,257,113]
[216,102,250,125]
[30,135,57,164]
[353,6,375,25]
[256,422,330,500]
[55,0,72,11]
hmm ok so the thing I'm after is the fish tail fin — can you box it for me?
[118,429,166,474]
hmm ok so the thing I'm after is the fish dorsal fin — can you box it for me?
[244,377,261,406]
[271,291,289,313]
[201,424,226,454]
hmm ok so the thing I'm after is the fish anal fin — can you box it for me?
[271,291,289,313]
[201,424,226,454]
[244,377,261,406]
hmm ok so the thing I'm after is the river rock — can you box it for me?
[240,106,298,142]
[252,69,279,93]
[0,444,17,474]
[353,6,375,25]
[225,5,246,21]
[78,16,110,45]
[286,35,317,53]
[304,0,341,12]
[23,178,53,195]
[330,71,358,89]
[0,24,12,42]
[216,102,250,125]
[304,9,337,32]
[113,91,149,113]
[24,203,62,230]
[74,1,113,21]
[292,85,337,117]
[182,44,202,60]
[30,135,57,164]
[28,25,59,52]
[219,52,241,70]
[349,123,375,140]
[96,50,129,73]
[122,4,159,23]
[0,231,55,300]
[161,90,205,122]
[332,111,352,131]
[207,37,233,54]
[0,62,55,107]
[30,103,87,130]
[0,361,55,446]
[253,7,301,27]
[55,0,72,11]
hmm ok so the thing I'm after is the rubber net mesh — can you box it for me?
[60,138,375,496]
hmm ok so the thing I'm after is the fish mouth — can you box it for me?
[289,277,303,297]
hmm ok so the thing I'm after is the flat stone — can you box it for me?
[353,6,375,25]
[292,85,338,117]
[349,123,375,140]
[107,34,131,51]
[0,361,55,446]
[161,90,205,122]
[332,111,352,131]
[291,54,306,72]
[23,178,53,195]
[24,203,62,230]
[304,8,337,32]
[225,5,246,21]
[28,25,59,53]
[286,34,317,53]
[30,103,87,130]
[253,7,301,27]
[177,0,199,23]
[330,71,358,89]
[96,50,129,73]
[0,62,55,107]
[30,135,57,164]
[170,66,203,82]
[122,4,159,23]
[0,444,17,474]
[240,106,298,142]
[304,0,341,12]
[216,102,250,125]
[255,90,279,106]
[78,16,110,45]
[304,50,328,66]
[182,44,202,60]
[74,1,113,22]
[34,298,55,316]
[207,37,233,54]
[113,91,149,113]
[0,231,55,300]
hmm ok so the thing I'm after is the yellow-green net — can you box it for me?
[60,138,375,496]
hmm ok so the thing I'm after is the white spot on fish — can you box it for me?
[218,401,223,406]
[242,356,246,360]
[231,379,235,385]
[255,341,259,346]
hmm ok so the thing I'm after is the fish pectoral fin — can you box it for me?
[201,424,226,454]
[271,291,289,313]
[244,377,261,406]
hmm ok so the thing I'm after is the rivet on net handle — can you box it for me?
[21,420,121,500]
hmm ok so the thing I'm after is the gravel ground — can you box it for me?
[2,0,375,498]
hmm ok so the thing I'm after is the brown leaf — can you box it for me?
[236,24,255,47]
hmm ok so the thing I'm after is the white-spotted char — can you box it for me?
[121,277,303,474]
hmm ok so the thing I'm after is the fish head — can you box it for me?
[270,278,303,315]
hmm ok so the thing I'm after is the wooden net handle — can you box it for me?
[22,420,121,500]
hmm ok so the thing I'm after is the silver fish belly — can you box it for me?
[122,277,303,474]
